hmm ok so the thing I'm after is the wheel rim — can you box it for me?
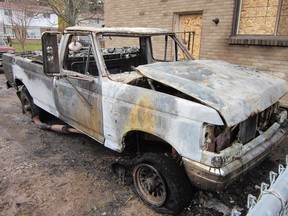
[22,97,32,118]
[133,163,167,207]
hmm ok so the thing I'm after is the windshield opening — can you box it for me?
[98,34,191,75]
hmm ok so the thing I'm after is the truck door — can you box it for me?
[53,33,104,143]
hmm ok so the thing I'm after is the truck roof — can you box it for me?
[65,26,173,35]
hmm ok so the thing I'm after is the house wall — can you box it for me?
[78,18,105,28]
[105,0,288,104]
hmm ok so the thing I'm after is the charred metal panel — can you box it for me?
[54,75,104,143]
[109,71,143,83]
[136,60,287,127]
[3,53,14,86]
[65,26,173,36]
[102,78,223,160]
[12,62,59,117]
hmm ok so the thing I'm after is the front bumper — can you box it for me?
[183,119,288,191]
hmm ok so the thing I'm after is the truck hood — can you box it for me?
[136,60,287,126]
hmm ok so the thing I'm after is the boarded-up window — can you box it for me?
[238,0,288,35]
[278,0,288,35]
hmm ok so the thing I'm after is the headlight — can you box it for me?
[203,124,234,153]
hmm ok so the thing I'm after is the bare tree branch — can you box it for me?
[1,0,40,50]
[38,0,104,27]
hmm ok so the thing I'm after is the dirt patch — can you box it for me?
[0,73,287,216]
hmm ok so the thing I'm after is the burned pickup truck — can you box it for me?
[3,27,288,214]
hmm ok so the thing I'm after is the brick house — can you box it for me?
[105,0,288,103]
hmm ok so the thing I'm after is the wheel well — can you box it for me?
[123,131,175,155]
[15,79,24,87]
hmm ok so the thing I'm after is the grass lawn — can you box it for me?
[12,42,42,52]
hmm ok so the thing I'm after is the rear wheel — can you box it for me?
[132,153,192,214]
[20,87,41,119]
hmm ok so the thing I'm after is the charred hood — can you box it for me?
[135,60,287,126]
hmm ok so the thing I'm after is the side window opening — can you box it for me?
[151,35,173,61]
[150,35,189,61]
[63,33,99,77]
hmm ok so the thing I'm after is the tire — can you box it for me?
[132,153,192,215]
[20,87,42,119]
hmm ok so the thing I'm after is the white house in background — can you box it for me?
[0,8,58,40]
[0,2,104,41]
[77,15,105,28]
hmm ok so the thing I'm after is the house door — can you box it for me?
[179,14,202,59]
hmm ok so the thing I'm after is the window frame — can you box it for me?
[4,9,12,16]
[230,0,288,46]
[150,34,192,62]
[43,13,51,19]
[62,33,99,77]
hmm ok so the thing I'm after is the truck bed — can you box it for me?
[3,51,58,118]
[4,51,44,87]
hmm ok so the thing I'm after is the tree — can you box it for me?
[88,0,104,14]
[2,0,40,50]
[38,0,104,27]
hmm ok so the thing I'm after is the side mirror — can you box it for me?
[42,31,61,75]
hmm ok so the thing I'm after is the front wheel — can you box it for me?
[132,153,192,214]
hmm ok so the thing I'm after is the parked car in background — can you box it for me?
[0,37,15,67]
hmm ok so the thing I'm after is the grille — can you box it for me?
[239,103,278,144]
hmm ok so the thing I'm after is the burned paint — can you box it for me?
[9,63,59,117]
[65,26,173,36]
[126,94,157,133]
[136,60,287,127]
[54,77,104,143]
[108,71,142,83]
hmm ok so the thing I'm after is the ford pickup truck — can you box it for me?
[3,27,288,214]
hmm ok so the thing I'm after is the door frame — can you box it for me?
[173,11,203,59]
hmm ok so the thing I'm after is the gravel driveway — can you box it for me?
[0,73,287,216]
